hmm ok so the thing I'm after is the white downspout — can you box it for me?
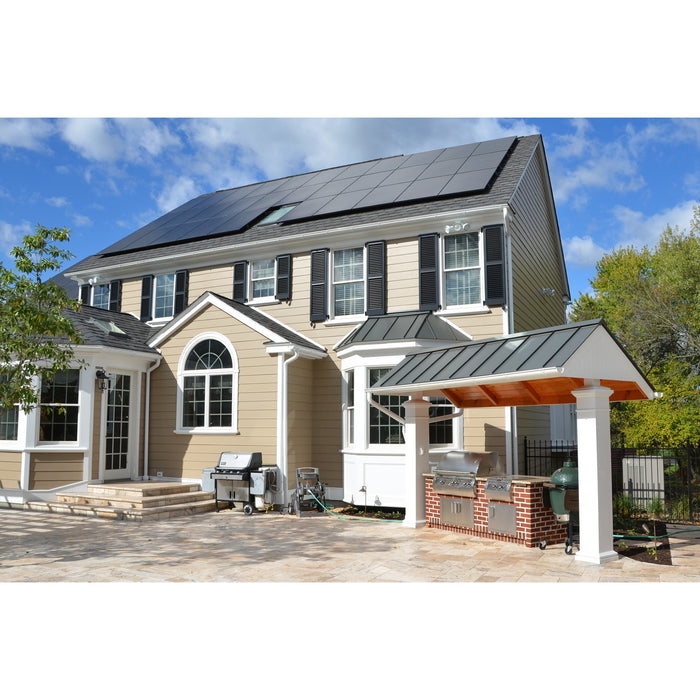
[279,351,299,509]
[503,206,517,474]
[143,355,162,481]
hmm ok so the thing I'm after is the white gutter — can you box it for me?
[143,354,162,480]
[277,351,299,509]
[503,204,516,474]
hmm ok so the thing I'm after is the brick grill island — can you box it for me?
[425,474,569,548]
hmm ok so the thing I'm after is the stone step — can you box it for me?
[24,497,217,521]
[87,482,201,498]
[57,489,214,510]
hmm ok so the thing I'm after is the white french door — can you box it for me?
[101,373,135,480]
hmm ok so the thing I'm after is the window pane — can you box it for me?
[333,248,363,282]
[334,281,364,316]
[0,406,18,441]
[183,376,206,427]
[39,406,79,442]
[154,273,176,318]
[92,284,110,309]
[208,375,233,427]
[429,397,454,445]
[251,260,275,299]
[445,269,481,306]
[369,368,405,445]
[444,232,479,269]
[41,370,80,405]
[185,339,232,370]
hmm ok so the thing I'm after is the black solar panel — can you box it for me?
[100,136,516,255]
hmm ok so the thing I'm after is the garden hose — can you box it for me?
[613,527,700,541]
[306,489,402,523]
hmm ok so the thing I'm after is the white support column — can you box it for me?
[402,396,431,528]
[572,385,618,564]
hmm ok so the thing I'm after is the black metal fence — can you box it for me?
[523,437,700,522]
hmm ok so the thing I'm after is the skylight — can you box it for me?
[90,318,127,335]
[259,204,298,225]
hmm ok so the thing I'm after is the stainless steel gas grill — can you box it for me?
[432,451,503,528]
[211,452,263,514]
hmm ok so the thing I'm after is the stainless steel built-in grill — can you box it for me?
[211,452,263,514]
[432,450,503,497]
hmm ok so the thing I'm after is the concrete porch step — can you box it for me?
[24,480,217,521]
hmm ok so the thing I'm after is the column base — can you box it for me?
[402,518,426,529]
[575,550,619,565]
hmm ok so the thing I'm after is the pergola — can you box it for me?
[370,319,658,565]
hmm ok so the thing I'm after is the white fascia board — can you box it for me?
[369,366,564,395]
[66,205,508,282]
[561,326,656,399]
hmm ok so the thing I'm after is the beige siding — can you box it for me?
[509,151,568,333]
[29,453,83,490]
[120,277,143,318]
[91,381,102,480]
[188,264,234,301]
[287,357,315,486]
[148,305,281,480]
[386,237,420,312]
[515,405,551,471]
[0,452,22,489]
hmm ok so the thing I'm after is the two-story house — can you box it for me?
[0,134,570,512]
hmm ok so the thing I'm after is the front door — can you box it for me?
[103,373,133,480]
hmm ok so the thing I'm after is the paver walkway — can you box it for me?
[1,507,700,582]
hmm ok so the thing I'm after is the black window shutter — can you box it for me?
[275,254,292,301]
[174,270,189,315]
[483,225,506,306]
[365,240,386,316]
[140,275,154,321]
[79,284,90,305]
[309,248,329,322]
[232,261,248,303]
[109,280,122,312]
[418,233,440,311]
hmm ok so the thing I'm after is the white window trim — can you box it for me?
[440,229,488,313]
[175,332,240,435]
[36,368,83,446]
[248,258,278,306]
[152,272,177,322]
[330,246,366,322]
[91,283,111,309]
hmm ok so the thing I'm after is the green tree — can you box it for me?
[570,206,700,445]
[0,224,83,412]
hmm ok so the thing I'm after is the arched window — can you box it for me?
[178,335,238,432]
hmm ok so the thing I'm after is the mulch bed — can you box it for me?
[613,519,673,566]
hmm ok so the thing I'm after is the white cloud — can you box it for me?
[612,200,698,249]
[59,118,181,164]
[71,213,93,227]
[0,220,32,257]
[0,119,53,151]
[155,176,200,213]
[46,196,69,208]
[563,235,608,268]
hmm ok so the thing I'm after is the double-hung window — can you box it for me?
[250,260,276,301]
[368,368,406,445]
[333,248,364,317]
[154,273,176,319]
[39,369,80,442]
[91,284,110,309]
[444,232,481,307]
[179,337,238,432]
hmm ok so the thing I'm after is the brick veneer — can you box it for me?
[425,476,568,548]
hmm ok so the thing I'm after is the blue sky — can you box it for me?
[1,117,699,305]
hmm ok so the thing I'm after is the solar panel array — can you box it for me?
[100,136,516,255]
